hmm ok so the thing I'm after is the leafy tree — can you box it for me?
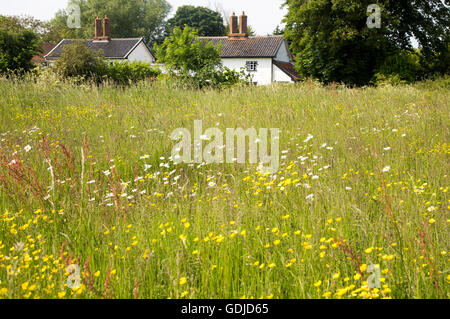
[283,0,450,85]
[49,0,171,45]
[168,6,226,37]
[0,15,64,44]
[0,17,41,74]
[155,26,222,88]
[155,26,251,88]
[273,25,284,36]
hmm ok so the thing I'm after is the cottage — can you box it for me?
[200,12,300,85]
[45,16,155,64]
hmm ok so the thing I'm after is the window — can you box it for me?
[246,61,258,72]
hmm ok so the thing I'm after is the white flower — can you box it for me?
[384,147,391,151]
[208,181,216,187]
[303,134,314,143]
[306,194,314,201]
[382,166,391,173]
[345,187,352,190]
[87,180,95,184]
[24,145,32,152]
[103,170,111,176]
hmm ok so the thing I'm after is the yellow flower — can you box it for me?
[58,291,66,298]
[428,218,435,224]
[365,247,374,254]
[354,273,362,280]
[273,240,281,246]
[179,277,187,285]
[21,282,29,290]
[360,264,367,272]
[332,273,340,280]
[93,271,100,277]
[180,291,188,298]
[314,280,322,287]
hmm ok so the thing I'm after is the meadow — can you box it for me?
[0,77,448,299]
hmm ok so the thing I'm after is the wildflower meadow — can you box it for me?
[0,77,448,299]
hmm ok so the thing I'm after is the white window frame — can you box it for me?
[246,61,258,72]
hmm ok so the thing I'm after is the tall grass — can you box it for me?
[0,77,448,299]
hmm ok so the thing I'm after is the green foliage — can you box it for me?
[168,6,226,37]
[218,67,254,87]
[273,25,285,36]
[49,0,171,45]
[283,0,450,85]
[155,26,223,88]
[374,51,421,84]
[106,61,161,85]
[53,42,106,81]
[0,24,41,75]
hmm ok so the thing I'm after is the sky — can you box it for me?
[0,0,287,35]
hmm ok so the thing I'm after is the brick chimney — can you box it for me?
[94,16,102,40]
[93,15,111,42]
[102,15,111,41]
[229,12,238,35]
[228,12,247,39]
[239,12,248,36]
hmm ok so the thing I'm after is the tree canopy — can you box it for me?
[168,6,226,37]
[0,16,41,74]
[283,0,450,85]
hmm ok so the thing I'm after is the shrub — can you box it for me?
[106,61,161,85]
[373,51,421,85]
[53,42,107,82]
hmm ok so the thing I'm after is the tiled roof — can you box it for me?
[32,43,57,63]
[199,35,285,58]
[273,60,301,81]
[45,38,146,60]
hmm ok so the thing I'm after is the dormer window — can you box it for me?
[246,61,258,72]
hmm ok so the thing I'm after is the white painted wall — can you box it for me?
[275,40,292,63]
[273,64,294,83]
[221,58,273,85]
[127,42,155,63]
